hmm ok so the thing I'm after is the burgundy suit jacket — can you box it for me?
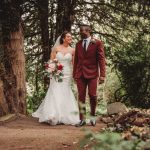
[73,38,106,79]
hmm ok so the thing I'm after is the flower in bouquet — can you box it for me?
[57,63,63,71]
[44,59,64,82]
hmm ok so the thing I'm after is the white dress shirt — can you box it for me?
[82,36,91,51]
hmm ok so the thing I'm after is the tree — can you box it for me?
[55,0,77,38]
[37,0,50,86]
[37,0,50,63]
[113,34,150,108]
[0,0,26,117]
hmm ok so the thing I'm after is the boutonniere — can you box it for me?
[90,38,96,44]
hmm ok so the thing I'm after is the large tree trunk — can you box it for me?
[8,24,26,114]
[37,0,50,63]
[0,24,26,117]
[37,0,50,87]
[0,0,26,117]
[0,23,9,116]
[55,0,77,38]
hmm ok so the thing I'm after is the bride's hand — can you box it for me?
[74,78,77,84]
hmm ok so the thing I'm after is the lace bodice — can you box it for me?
[56,52,72,62]
[56,52,73,76]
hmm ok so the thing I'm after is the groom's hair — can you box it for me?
[79,24,91,32]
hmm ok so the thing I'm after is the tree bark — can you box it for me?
[37,0,50,87]
[0,24,26,117]
[55,0,77,38]
[37,0,50,63]
[0,0,26,117]
[0,23,9,116]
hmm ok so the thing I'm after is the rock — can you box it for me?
[107,102,128,115]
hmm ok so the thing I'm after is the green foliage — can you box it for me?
[26,60,47,113]
[97,100,107,115]
[113,34,150,108]
[27,88,46,114]
[80,130,147,150]
[103,62,121,103]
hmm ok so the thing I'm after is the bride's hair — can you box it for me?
[60,31,71,44]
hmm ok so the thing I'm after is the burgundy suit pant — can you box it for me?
[76,75,97,120]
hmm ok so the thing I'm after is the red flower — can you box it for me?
[57,64,63,70]
[44,63,49,69]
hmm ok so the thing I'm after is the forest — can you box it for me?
[0,0,149,150]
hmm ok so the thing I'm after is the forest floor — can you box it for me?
[0,115,105,150]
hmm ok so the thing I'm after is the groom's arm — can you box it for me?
[73,44,78,79]
[97,40,106,81]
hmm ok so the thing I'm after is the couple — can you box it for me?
[32,24,106,127]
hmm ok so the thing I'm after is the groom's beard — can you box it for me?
[80,33,88,39]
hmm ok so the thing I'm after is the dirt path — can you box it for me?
[0,115,105,150]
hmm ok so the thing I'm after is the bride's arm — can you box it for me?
[71,48,75,65]
[50,48,57,60]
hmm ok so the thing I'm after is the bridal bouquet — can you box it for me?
[44,59,64,82]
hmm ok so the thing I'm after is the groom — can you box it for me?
[73,24,106,127]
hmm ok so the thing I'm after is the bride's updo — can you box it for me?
[60,31,71,44]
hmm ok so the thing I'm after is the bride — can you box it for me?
[32,31,80,125]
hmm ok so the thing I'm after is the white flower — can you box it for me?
[49,63,55,69]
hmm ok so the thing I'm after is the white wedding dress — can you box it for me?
[32,52,80,125]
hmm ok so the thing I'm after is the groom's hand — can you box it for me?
[98,77,105,84]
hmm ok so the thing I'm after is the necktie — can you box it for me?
[83,39,87,51]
